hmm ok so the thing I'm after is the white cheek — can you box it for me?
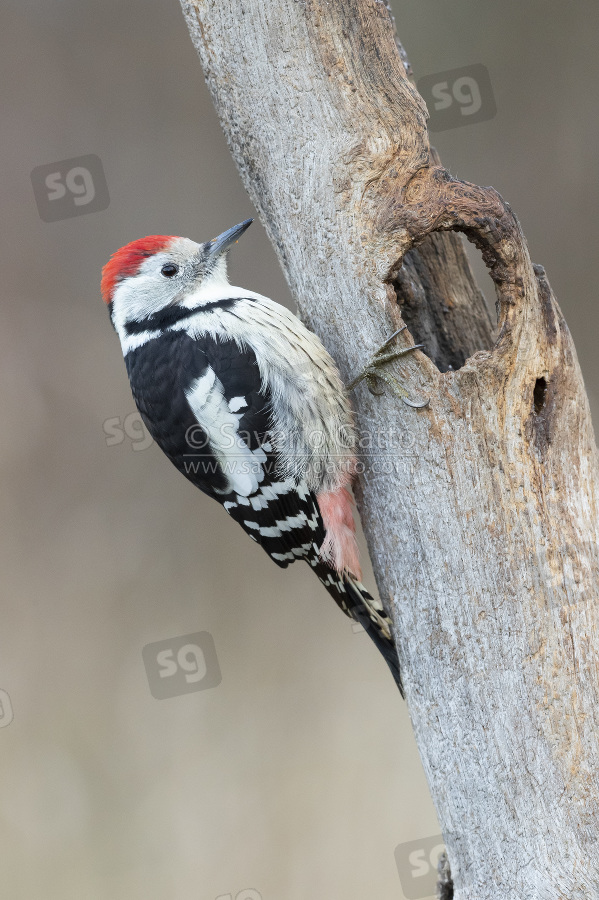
[111,277,171,329]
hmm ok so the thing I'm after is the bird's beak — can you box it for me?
[206,218,253,257]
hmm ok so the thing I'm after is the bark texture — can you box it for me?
[179,1,599,896]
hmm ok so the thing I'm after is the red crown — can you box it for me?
[101,235,176,304]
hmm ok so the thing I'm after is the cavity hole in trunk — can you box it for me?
[534,377,548,414]
[388,232,497,373]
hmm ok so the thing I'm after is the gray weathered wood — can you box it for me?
[179,1,599,896]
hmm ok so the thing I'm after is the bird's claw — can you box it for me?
[348,326,430,408]
[364,373,385,396]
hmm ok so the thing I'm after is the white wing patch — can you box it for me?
[228,396,247,413]
[185,367,266,497]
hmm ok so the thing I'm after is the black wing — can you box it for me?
[126,330,324,561]
[125,329,271,497]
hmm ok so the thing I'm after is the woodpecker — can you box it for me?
[102,219,423,694]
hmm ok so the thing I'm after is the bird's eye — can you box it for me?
[161,263,179,278]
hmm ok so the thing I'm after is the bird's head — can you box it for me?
[101,219,253,333]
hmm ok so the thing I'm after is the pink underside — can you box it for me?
[317,485,362,580]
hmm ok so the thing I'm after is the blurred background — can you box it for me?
[1,1,598,898]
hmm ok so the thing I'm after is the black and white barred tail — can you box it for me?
[311,558,404,696]
[219,468,403,695]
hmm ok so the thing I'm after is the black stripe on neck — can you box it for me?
[125,297,241,335]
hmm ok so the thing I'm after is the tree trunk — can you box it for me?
[179,1,599,896]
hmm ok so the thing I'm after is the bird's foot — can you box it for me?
[347,326,429,408]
